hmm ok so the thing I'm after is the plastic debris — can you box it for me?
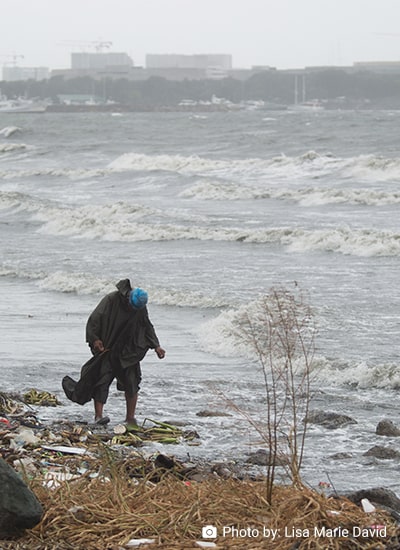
[124,538,156,547]
[9,427,41,449]
[44,471,81,489]
[41,444,95,457]
[361,498,376,513]
[195,542,218,548]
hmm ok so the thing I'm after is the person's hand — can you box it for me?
[93,339,105,354]
[155,346,166,359]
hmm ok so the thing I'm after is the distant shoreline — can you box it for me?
[21,103,400,113]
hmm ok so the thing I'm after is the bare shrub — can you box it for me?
[227,284,316,503]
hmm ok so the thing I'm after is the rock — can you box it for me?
[196,410,231,417]
[376,419,400,437]
[0,457,43,537]
[363,445,400,460]
[246,449,286,467]
[246,449,271,466]
[305,410,357,429]
[344,487,400,519]
[328,452,353,460]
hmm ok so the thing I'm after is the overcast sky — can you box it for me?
[2,0,400,70]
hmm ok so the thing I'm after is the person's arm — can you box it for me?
[143,308,165,359]
[86,295,110,352]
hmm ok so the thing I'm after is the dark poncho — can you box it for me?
[62,279,160,405]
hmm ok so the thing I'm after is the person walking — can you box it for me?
[63,278,165,425]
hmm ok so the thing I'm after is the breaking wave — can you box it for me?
[0,126,22,138]
[0,266,228,308]
[0,167,108,180]
[198,305,400,389]
[1,150,400,185]
[311,357,400,390]
[2,191,400,256]
[37,211,400,256]
[107,151,400,183]
[0,142,28,153]
[180,180,400,205]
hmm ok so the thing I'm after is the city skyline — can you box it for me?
[2,0,400,71]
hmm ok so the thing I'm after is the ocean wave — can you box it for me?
[0,126,22,138]
[3,191,399,256]
[198,305,400,389]
[107,150,342,177]
[36,206,400,256]
[0,167,108,180]
[0,190,52,212]
[108,150,400,183]
[349,154,400,182]
[2,150,400,184]
[180,180,400,205]
[0,266,228,308]
[311,357,400,389]
[0,142,27,153]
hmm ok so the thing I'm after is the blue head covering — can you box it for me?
[129,287,148,309]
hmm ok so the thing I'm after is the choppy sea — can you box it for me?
[1,108,400,493]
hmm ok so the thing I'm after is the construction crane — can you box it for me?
[0,54,24,66]
[59,40,113,53]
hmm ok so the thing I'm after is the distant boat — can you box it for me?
[288,100,324,112]
[288,74,324,112]
[0,97,48,113]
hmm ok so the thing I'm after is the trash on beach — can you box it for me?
[361,498,376,513]
[124,538,156,547]
[195,542,218,548]
[8,427,41,449]
[43,470,81,489]
[41,444,95,457]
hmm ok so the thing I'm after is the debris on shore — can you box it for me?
[1,390,400,549]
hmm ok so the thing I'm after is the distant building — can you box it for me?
[2,66,49,81]
[353,61,400,74]
[146,53,232,71]
[71,52,133,71]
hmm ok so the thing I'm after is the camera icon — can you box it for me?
[202,525,217,539]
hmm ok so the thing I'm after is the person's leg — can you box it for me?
[94,400,104,421]
[125,392,138,424]
[92,356,114,423]
[116,362,142,424]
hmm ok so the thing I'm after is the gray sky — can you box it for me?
[1,0,400,70]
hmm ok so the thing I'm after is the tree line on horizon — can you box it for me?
[1,68,400,108]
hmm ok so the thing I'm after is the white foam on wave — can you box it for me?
[0,266,228,308]
[36,203,400,256]
[0,126,22,138]
[283,227,400,256]
[198,304,400,389]
[34,202,156,239]
[0,142,27,153]
[0,190,52,212]
[0,167,108,180]
[107,150,343,178]
[4,191,400,257]
[349,154,400,182]
[312,357,400,389]
[108,150,400,184]
[180,180,400,205]
[2,149,400,185]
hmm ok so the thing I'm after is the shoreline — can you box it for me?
[1,394,400,549]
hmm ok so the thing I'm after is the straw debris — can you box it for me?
[1,466,399,549]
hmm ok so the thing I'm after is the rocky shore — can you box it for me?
[1,390,400,549]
